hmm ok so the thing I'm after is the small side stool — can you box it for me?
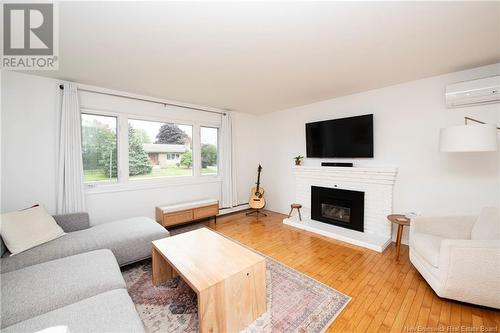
[288,203,302,221]
[387,214,411,261]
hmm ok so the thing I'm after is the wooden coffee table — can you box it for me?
[152,228,266,333]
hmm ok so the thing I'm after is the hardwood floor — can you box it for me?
[209,210,499,333]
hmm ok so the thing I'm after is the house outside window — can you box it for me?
[128,119,193,179]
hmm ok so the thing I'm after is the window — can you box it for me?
[200,126,218,175]
[80,110,220,188]
[128,119,193,179]
[81,114,118,182]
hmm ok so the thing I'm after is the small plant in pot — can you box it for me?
[294,155,304,166]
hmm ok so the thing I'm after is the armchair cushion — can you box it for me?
[410,215,476,240]
[471,207,499,240]
[410,232,444,268]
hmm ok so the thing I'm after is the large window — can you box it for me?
[81,111,219,186]
[128,119,193,179]
[81,114,118,182]
[200,126,218,175]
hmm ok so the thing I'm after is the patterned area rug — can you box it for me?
[122,230,350,332]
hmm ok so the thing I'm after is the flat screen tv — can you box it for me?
[306,114,373,158]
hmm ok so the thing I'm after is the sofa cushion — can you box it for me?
[471,207,499,240]
[0,216,169,273]
[2,289,144,333]
[410,232,444,268]
[1,249,125,328]
[0,205,65,255]
[52,212,90,232]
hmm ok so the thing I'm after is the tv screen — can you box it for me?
[306,114,373,158]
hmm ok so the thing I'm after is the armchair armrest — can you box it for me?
[52,212,90,232]
[438,239,500,308]
[410,215,476,240]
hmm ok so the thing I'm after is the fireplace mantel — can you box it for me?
[283,165,398,252]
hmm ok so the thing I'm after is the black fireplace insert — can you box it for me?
[311,186,364,232]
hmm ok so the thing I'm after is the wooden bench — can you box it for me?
[155,199,219,227]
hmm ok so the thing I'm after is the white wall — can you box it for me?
[232,111,262,204]
[258,64,500,242]
[1,72,60,214]
[2,65,499,241]
[1,71,259,224]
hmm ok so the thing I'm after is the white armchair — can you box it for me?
[409,207,500,309]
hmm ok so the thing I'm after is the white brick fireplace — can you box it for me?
[283,166,398,252]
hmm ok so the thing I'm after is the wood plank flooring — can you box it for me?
[209,210,499,333]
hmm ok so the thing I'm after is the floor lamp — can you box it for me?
[439,117,499,152]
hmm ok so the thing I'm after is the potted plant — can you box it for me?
[294,155,304,166]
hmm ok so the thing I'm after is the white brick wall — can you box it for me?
[294,166,397,239]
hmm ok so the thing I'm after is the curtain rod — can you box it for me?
[59,84,227,116]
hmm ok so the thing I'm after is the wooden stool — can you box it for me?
[387,214,411,261]
[288,203,302,221]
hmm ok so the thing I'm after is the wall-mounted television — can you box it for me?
[306,114,373,158]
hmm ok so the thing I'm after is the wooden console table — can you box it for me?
[155,199,219,227]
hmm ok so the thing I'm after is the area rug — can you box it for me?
[122,232,350,333]
[167,220,209,236]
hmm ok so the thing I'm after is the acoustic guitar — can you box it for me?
[248,164,266,209]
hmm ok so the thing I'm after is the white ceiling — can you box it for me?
[34,1,500,114]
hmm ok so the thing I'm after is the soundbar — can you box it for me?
[321,162,353,167]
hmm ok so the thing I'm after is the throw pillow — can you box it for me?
[0,205,65,255]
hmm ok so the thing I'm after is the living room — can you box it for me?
[1,2,499,333]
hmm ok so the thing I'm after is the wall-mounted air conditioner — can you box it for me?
[445,75,500,108]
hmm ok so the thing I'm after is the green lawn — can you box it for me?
[201,166,218,175]
[84,165,217,182]
[130,166,193,179]
[84,169,115,182]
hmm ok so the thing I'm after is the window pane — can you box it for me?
[81,114,118,183]
[201,127,218,175]
[128,119,193,179]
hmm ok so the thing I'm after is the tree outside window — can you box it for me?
[200,127,218,175]
[81,114,118,182]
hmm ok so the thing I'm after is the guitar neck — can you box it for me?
[255,168,261,192]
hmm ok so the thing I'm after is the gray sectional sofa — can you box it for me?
[1,212,169,332]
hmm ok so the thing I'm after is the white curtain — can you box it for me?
[56,82,86,214]
[220,112,238,208]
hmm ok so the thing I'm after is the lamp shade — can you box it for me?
[439,124,498,152]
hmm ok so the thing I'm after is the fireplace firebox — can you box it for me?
[311,186,364,232]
